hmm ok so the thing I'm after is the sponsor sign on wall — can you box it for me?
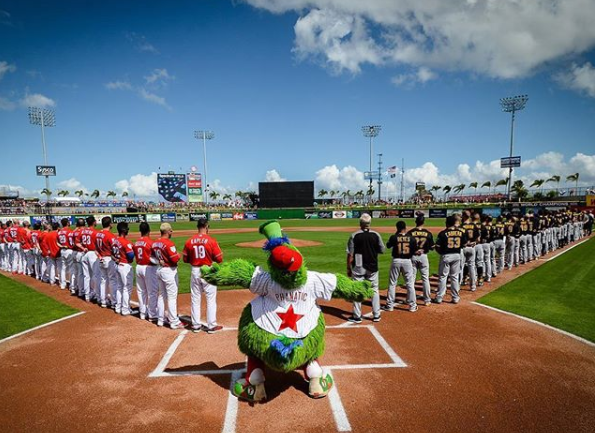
[400,209,415,218]
[176,213,190,222]
[586,195,595,207]
[94,214,112,224]
[244,212,258,220]
[233,212,245,220]
[146,214,161,222]
[446,208,462,216]
[221,212,233,221]
[210,213,222,221]
[305,212,318,219]
[372,210,384,219]
[332,210,347,219]
[189,213,208,221]
[350,210,361,219]
[160,212,176,222]
[429,209,447,218]
[187,172,203,203]
[318,211,332,219]
[112,214,147,224]
[385,209,400,218]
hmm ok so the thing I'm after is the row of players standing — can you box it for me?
[346,209,591,322]
[0,216,225,333]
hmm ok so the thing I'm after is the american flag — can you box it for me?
[387,166,398,178]
[158,174,187,202]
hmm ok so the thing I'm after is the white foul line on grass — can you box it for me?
[0,311,85,345]
[472,302,595,349]
[327,369,352,432]
[545,237,590,262]
[148,330,189,378]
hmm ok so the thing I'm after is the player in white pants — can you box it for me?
[183,218,224,332]
[80,216,99,302]
[134,222,157,321]
[96,216,118,308]
[57,218,74,290]
[0,223,7,271]
[112,222,135,316]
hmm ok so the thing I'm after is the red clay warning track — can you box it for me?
[0,237,594,433]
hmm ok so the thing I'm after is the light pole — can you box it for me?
[362,125,381,202]
[500,95,528,200]
[28,107,55,202]
[194,130,214,206]
[377,153,383,202]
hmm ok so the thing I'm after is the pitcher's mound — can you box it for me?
[236,239,323,248]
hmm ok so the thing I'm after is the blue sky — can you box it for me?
[1,0,595,200]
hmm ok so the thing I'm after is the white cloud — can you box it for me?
[247,0,595,79]
[0,96,16,111]
[0,60,16,80]
[20,92,56,108]
[115,172,158,197]
[105,80,133,90]
[56,178,87,193]
[554,62,595,98]
[265,169,287,182]
[315,164,367,191]
[392,66,438,87]
[125,32,159,54]
[138,88,171,110]
[0,184,34,198]
[144,68,174,87]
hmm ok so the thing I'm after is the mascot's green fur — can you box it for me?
[201,220,373,402]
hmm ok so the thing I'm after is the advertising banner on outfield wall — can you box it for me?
[372,211,384,219]
[332,210,347,219]
[112,214,147,224]
[318,211,332,219]
[446,208,461,216]
[245,212,258,220]
[400,209,415,218]
[349,210,361,219]
[210,213,222,221]
[94,214,112,224]
[176,213,190,222]
[305,212,318,219]
[429,209,447,218]
[481,208,501,217]
[385,209,400,218]
[221,212,233,221]
[160,213,176,222]
[233,213,244,220]
[146,214,161,222]
[416,209,430,218]
[190,213,208,221]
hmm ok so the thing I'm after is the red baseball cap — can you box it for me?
[270,245,303,272]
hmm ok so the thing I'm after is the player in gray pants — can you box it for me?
[408,215,435,306]
[434,216,467,304]
[384,221,418,312]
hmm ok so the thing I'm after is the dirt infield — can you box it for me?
[235,238,323,248]
[1,239,594,433]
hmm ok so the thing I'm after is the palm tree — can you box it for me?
[122,191,129,198]
[354,190,365,202]
[235,190,244,199]
[468,182,478,191]
[530,179,545,190]
[366,186,374,202]
[57,190,69,197]
[341,190,351,204]
[495,178,509,192]
[106,191,117,199]
[75,189,84,198]
[442,185,451,200]
[317,189,328,200]
[91,189,100,199]
[209,191,220,202]
[453,183,466,194]
[430,185,441,193]
[40,188,52,198]
[511,180,528,201]
[223,193,232,201]
[566,173,579,192]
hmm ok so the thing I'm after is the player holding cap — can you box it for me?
[134,222,157,321]
[112,222,135,316]
[152,223,185,329]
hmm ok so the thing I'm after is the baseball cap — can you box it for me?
[270,246,303,272]
[160,223,173,232]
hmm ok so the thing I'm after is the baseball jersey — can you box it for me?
[39,231,49,257]
[0,228,4,244]
[151,237,180,267]
[96,229,116,257]
[436,228,467,255]
[58,227,74,249]
[80,227,98,251]
[134,236,154,265]
[249,266,336,339]
[6,226,17,242]
[22,230,34,250]
[183,233,223,267]
[46,231,61,259]
[480,224,492,243]
[493,222,506,240]
[346,229,385,274]
[72,228,83,252]
[16,226,27,246]
[461,222,480,244]
[30,230,40,248]
[386,233,417,259]
[407,228,434,254]
[112,236,134,264]
[519,219,530,235]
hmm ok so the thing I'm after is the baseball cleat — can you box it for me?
[309,373,333,399]
[409,304,418,312]
[206,325,223,334]
[347,315,362,324]
[233,379,267,403]
[381,304,393,312]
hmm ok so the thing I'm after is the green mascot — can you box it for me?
[200,220,374,403]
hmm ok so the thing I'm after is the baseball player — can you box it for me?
[461,213,479,291]
[20,221,35,276]
[519,216,530,264]
[45,222,62,285]
[134,222,157,321]
[183,218,224,333]
[479,215,492,283]
[531,212,542,259]
[492,216,507,275]
[434,215,467,304]
[70,218,86,296]
[38,222,51,282]
[151,223,185,329]
[80,216,99,302]
[5,221,20,274]
[0,222,6,271]
[96,216,118,308]
[57,218,74,290]
[384,220,418,312]
[112,222,135,316]
[346,213,385,323]
[407,215,434,306]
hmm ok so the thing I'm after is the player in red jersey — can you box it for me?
[112,222,135,316]
[80,216,99,302]
[134,222,157,321]
[30,223,42,279]
[46,222,63,285]
[71,218,86,296]
[183,218,223,333]
[20,221,35,276]
[57,218,74,290]
[96,216,118,308]
[151,223,184,329]
[38,222,51,282]
[6,220,20,274]
[0,223,7,272]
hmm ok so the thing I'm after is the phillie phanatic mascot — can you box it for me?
[201,220,373,402]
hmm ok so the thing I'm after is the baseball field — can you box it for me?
[0,220,594,433]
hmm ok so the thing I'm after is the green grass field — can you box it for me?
[478,237,595,342]
[0,275,79,340]
[168,229,440,294]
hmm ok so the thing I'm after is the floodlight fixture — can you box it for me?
[362,125,382,202]
[194,130,215,205]
[28,106,56,202]
[499,95,528,200]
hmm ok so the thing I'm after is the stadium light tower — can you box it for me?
[28,107,56,202]
[362,125,381,198]
[500,95,528,200]
[194,130,215,205]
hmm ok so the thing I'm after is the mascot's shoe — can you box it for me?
[308,373,333,399]
[233,379,267,403]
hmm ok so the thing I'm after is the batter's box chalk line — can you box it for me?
[149,324,407,433]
